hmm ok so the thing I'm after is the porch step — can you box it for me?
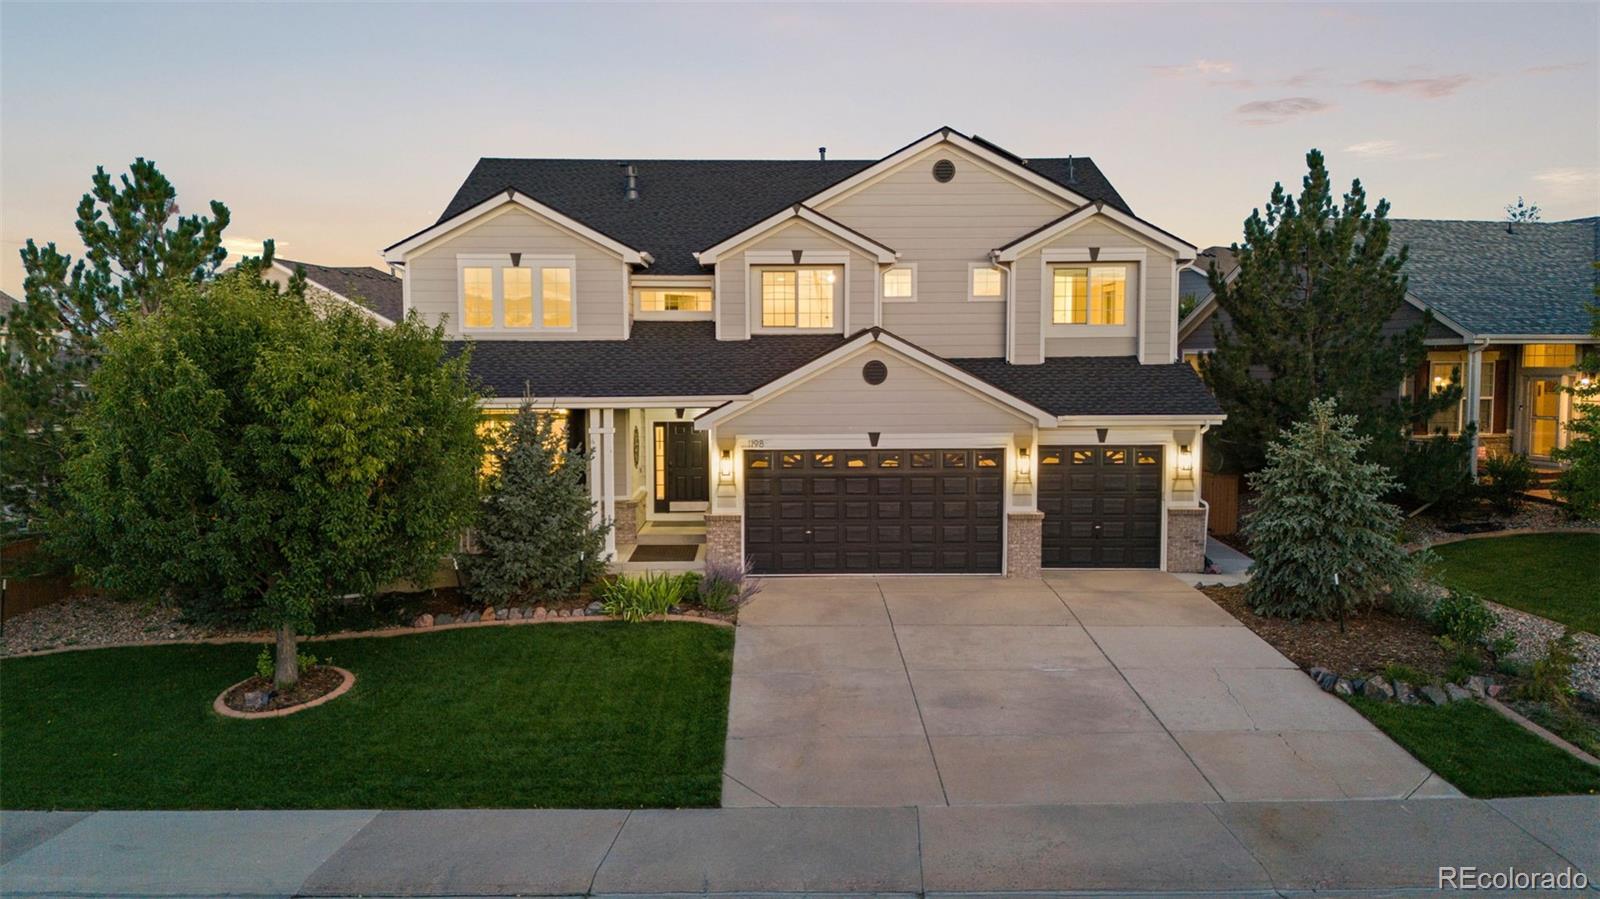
[636,521,707,545]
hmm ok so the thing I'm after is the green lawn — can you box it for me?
[1349,698,1600,798]
[1,622,732,810]
[1429,533,1600,634]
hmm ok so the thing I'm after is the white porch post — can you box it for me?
[587,409,617,561]
[1465,346,1483,478]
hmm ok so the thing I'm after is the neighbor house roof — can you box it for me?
[433,149,1131,275]
[276,259,403,323]
[1387,217,1599,337]
[0,290,19,318]
[950,356,1223,418]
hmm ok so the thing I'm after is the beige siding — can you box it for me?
[819,146,1072,357]
[716,220,875,338]
[1019,219,1180,362]
[720,344,1032,439]
[406,207,628,339]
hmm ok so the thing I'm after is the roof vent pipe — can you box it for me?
[621,163,638,201]
[1066,155,1076,182]
[818,147,827,161]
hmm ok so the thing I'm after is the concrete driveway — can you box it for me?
[724,572,1457,807]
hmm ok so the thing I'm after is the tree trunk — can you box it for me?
[274,623,300,690]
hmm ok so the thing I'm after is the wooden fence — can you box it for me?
[1202,472,1241,536]
[1,539,80,623]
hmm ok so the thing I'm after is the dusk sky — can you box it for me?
[2,2,1597,296]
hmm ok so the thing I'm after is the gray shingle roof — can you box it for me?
[950,356,1223,417]
[453,322,848,398]
[1388,217,1598,336]
[278,259,403,323]
[434,151,1131,275]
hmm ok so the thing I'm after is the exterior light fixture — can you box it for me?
[1015,446,1032,486]
[719,449,734,484]
[1178,444,1194,475]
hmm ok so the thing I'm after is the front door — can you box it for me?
[1525,377,1562,459]
[656,422,709,512]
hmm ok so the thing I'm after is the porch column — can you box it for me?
[588,409,617,561]
[1465,345,1483,478]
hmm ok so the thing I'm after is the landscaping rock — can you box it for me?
[507,607,523,620]
[1362,678,1396,701]
[1466,675,1493,697]
[1394,681,1419,705]
[534,607,548,620]
[1309,666,1334,688]
[242,690,271,712]
[480,607,495,622]
[1420,684,1450,706]
[1488,683,1505,697]
[585,601,604,616]
[557,609,571,618]
[411,613,433,629]
[494,608,509,621]
[435,613,455,626]
[669,604,683,615]
[1332,678,1355,697]
[518,606,533,618]
[1445,683,1473,703]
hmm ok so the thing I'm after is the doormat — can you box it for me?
[628,544,699,562]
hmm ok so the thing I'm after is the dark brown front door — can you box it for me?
[1039,445,1163,569]
[656,422,709,512]
[743,449,1004,574]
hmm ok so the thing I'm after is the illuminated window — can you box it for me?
[1040,449,1063,465]
[876,452,902,468]
[1426,359,1498,435]
[478,409,568,477]
[942,451,967,468]
[542,267,572,328]
[970,265,1003,300]
[1071,450,1094,464]
[845,453,868,468]
[1052,265,1127,325]
[883,266,915,300]
[638,289,712,313]
[1523,344,1579,368]
[503,268,533,328]
[1136,450,1160,465]
[1103,449,1126,465]
[760,268,835,329]
[813,452,836,468]
[463,267,493,328]
[654,425,667,501]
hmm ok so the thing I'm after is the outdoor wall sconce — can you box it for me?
[1014,446,1032,486]
[718,449,734,484]
[1178,444,1195,475]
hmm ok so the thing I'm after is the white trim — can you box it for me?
[992,202,1198,262]
[804,128,1096,211]
[695,330,1056,429]
[1170,260,1180,363]
[601,408,617,560]
[733,432,1016,450]
[270,262,395,326]
[479,395,744,409]
[384,191,650,265]
[1475,334,1597,343]
[455,254,578,334]
[1040,252,1142,340]
[881,262,918,303]
[968,262,1005,302]
[695,205,896,265]
[1053,414,1226,426]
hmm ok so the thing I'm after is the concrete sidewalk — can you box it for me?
[4,797,1595,896]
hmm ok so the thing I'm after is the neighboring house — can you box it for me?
[1177,246,1235,329]
[262,259,403,325]
[381,126,1222,575]
[1179,217,1600,473]
[0,290,18,359]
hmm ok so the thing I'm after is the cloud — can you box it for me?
[1208,78,1256,90]
[222,237,283,260]
[1359,74,1472,98]
[1235,97,1331,125]
[1149,58,1235,78]
[1279,68,1326,88]
[1524,62,1585,75]
[1343,140,1443,161]
[1533,168,1599,188]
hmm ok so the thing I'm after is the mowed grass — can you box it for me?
[1,622,732,810]
[1349,698,1600,798]
[1429,533,1600,634]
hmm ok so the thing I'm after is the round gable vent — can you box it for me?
[932,159,956,183]
[863,360,888,385]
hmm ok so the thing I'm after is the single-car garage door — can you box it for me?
[1039,445,1163,569]
[744,449,1004,574]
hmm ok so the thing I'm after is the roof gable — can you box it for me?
[274,258,403,323]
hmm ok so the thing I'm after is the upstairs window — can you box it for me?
[1052,264,1127,326]
[970,264,1003,301]
[883,265,916,301]
[760,267,836,329]
[458,256,575,331]
[638,288,712,313]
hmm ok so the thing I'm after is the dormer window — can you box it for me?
[759,267,836,329]
[1052,264,1127,326]
[458,255,575,332]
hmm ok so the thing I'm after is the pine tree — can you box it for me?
[1552,282,1600,516]
[1,159,270,537]
[1244,398,1415,624]
[1202,149,1457,478]
[465,406,610,605]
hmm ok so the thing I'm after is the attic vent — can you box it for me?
[932,159,956,183]
[862,360,888,385]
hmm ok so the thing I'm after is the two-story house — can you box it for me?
[382,127,1222,577]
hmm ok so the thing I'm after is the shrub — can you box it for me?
[1478,453,1535,515]
[465,405,610,605]
[1429,591,1498,645]
[1383,663,1433,687]
[1243,399,1415,623]
[1394,431,1475,517]
[696,556,762,613]
[1553,323,1600,517]
[1521,631,1580,708]
[599,571,695,622]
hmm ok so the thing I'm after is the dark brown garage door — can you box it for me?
[744,449,1004,574]
[1039,445,1163,569]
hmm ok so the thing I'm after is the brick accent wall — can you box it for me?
[1166,507,1207,573]
[1479,434,1513,458]
[704,513,743,571]
[1005,511,1045,579]
[613,497,645,548]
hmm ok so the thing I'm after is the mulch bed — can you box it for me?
[1201,584,1455,677]
[221,665,346,713]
